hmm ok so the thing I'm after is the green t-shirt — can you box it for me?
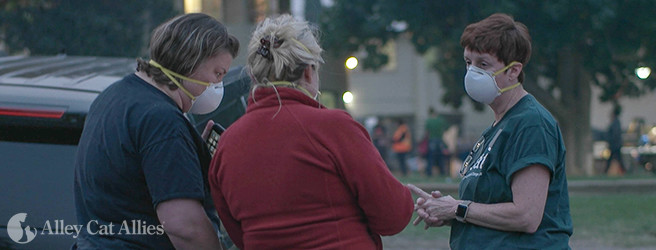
[451,95,573,250]
[425,115,447,140]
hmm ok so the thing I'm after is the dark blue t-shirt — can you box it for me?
[74,74,219,249]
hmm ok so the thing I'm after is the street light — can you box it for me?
[184,0,202,13]
[342,91,354,104]
[345,57,358,70]
[636,67,651,79]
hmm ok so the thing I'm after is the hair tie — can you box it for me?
[256,36,284,60]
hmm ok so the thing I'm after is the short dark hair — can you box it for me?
[460,13,531,83]
[137,13,240,89]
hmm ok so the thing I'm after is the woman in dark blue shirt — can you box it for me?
[74,13,238,249]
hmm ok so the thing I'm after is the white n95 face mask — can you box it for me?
[189,81,224,115]
[464,62,520,104]
[148,60,225,115]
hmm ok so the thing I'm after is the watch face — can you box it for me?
[456,204,467,217]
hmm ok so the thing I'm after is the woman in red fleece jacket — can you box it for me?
[208,14,414,249]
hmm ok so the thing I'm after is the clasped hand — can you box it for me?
[407,184,457,229]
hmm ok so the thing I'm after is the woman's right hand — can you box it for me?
[407,184,453,229]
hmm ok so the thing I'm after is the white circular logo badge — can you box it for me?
[7,213,37,244]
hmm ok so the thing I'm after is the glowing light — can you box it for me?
[345,57,358,70]
[342,91,354,104]
[635,67,651,79]
[184,0,202,13]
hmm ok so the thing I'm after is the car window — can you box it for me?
[1,125,82,145]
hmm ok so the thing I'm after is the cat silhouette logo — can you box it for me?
[7,213,37,244]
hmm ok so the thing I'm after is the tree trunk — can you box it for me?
[560,111,593,176]
[555,48,594,176]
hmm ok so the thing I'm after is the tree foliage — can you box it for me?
[0,0,179,57]
[321,0,656,108]
[320,0,656,174]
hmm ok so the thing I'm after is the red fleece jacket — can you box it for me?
[209,87,413,249]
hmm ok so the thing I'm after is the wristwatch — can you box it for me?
[455,200,473,222]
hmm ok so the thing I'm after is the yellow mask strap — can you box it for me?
[499,82,521,93]
[493,61,519,76]
[149,60,211,100]
[270,81,314,98]
[494,61,521,93]
[290,38,311,54]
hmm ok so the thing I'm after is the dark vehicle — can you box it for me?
[0,55,250,249]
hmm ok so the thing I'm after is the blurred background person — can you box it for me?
[74,13,239,249]
[372,121,391,167]
[392,119,413,176]
[208,14,413,250]
[424,107,449,177]
[605,105,626,175]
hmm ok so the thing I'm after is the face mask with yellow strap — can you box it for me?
[149,60,224,114]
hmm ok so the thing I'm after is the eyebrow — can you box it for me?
[464,54,494,63]
[479,55,494,61]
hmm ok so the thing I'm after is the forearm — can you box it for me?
[357,168,414,235]
[367,186,414,235]
[463,201,540,233]
[418,197,538,232]
[419,166,549,233]
[334,119,414,235]
[215,202,244,249]
[460,165,550,233]
[157,199,224,250]
[166,218,224,250]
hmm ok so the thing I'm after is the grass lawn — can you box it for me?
[390,173,656,248]
[569,193,656,247]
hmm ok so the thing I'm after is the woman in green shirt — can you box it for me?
[410,13,573,249]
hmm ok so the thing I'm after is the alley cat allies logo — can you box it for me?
[5,212,165,245]
[7,213,37,244]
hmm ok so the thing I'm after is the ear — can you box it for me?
[508,62,523,81]
[302,65,313,84]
